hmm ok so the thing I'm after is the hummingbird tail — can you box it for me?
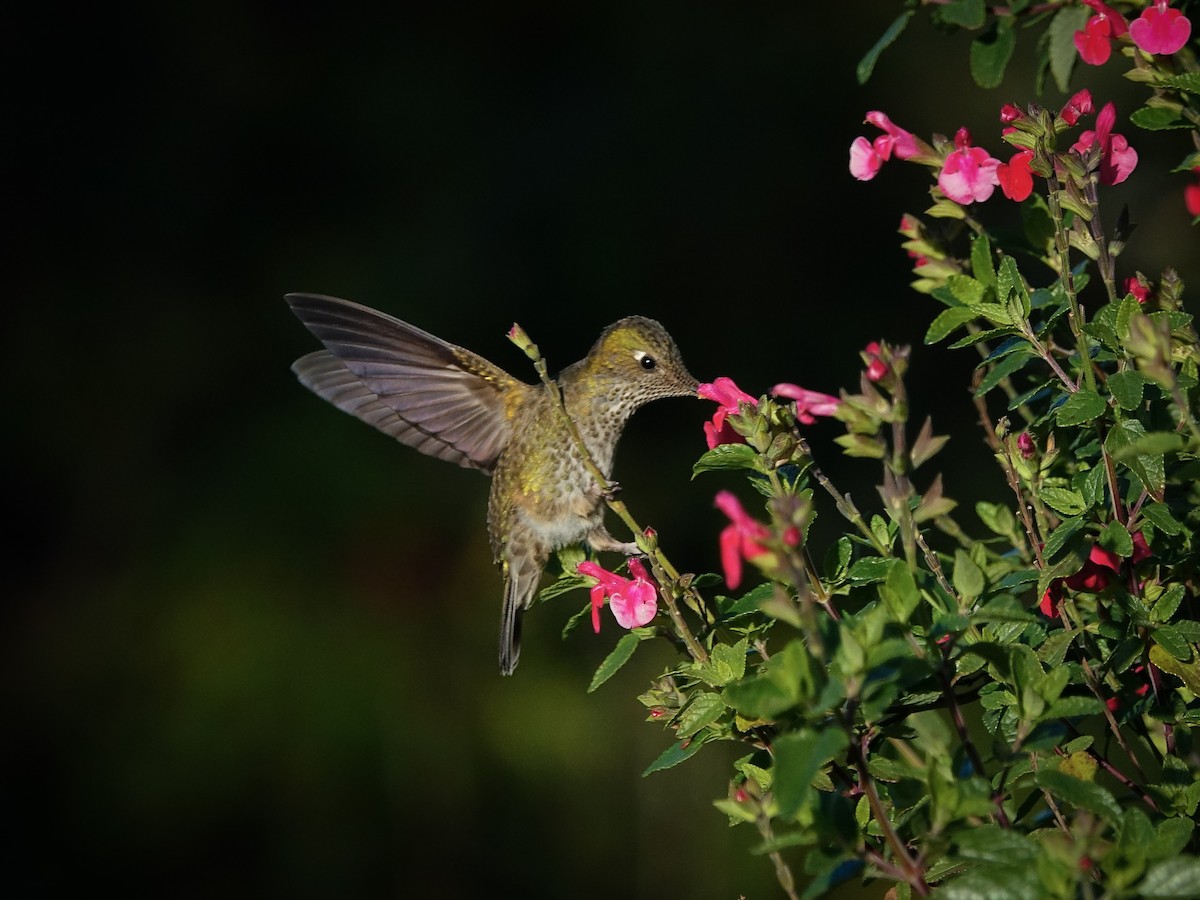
[498,554,544,676]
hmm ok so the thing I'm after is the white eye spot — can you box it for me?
[633,350,656,370]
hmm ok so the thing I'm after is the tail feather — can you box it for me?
[499,555,543,676]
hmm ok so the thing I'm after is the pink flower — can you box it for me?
[577,557,658,631]
[1075,13,1116,65]
[938,128,1000,205]
[1129,1,1192,55]
[999,103,1025,124]
[1185,166,1200,217]
[770,382,841,425]
[697,376,758,449]
[1074,0,1130,65]
[1072,102,1138,185]
[849,111,919,181]
[1039,532,1151,618]
[997,150,1035,202]
[1125,275,1151,304]
[1018,431,1035,459]
[1060,90,1095,127]
[715,491,772,590]
[861,341,889,382]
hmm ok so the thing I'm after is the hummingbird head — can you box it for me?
[578,316,699,408]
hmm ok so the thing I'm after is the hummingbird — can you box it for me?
[285,293,699,675]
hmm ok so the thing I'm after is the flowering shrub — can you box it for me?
[524,3,1200,896]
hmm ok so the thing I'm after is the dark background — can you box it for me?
[10,3,1197,898]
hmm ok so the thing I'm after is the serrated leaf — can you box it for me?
[692,442,758,476]
[848,556,894,584]
[1130,106,1188,130]
[773,728,850,820]
[969,19,1016,89]
[1163,72,1200,95]
[1107,370,1147,409]
[1036,769,1122,820]
[588,632,643,692]
[1149,644,1200,695]
[953,824,1037,864]
[1055,389,1107,425]
[693,639,748,687]
[947,273,987,306]
[1043,515,1086,562]
[1039,486,1087,516]
[675,691,725,739]
[642,738,704,776]
[1142,502,1183,535]
[926,306,980,344]
[1153,626,1192,661]
[970,232,995,286]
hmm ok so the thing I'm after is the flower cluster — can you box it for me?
[1075,0,1192,65]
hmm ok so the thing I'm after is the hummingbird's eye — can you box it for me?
[634,351,656,371]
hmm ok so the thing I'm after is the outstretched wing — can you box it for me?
[286,293,522,472]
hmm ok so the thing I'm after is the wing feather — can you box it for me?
[287,293,522,471]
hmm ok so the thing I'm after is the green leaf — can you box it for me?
[1036,769,1122,821]
[1152,626,1192,662]
[1142,502,1183,535]
[1130,106,1188,130]
[848,556,894,584]
[970,233,995,286]
[675,691,725,739]
[691,639,748,687]
[642,738,704,776]
[588,632,643,692]
[976,500,1016,538]
[1107,370,1148,409]
[856,11,914,84]
[1149,644,1200,695]
[1106,420,1167,498]
[880,559,921,620]
[1039,486,1087,516]
[1055,389,1107,426]
[926,306,980,344]
[1162,72,1200,95]
[1045,695,1105,718]
[947,273,986,306]
[1047,6,1087,93]
[692,442,758,476]
[1153,817,1196,860]
[953,824,1037,864]
[939,0,985,28]
[969,19,1016,89]
[952,550,986,602]
[1139,857,1200,897]
[1042,515,1086,562]
[773,728,850,820]
[975,351,1033,397]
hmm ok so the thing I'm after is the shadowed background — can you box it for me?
[10,2,1197,897]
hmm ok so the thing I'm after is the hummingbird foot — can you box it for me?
[584,526,638,556]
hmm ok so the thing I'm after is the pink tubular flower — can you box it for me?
[1060,90,1095,127]
[1073,102,1138,185]
[697,376,758,449]
[938,128,1001,204]
[1075,0,1130,65]
[770,382,841,425]
[576,557,658,632]
[1125,275,1151,304]
[861,341,889,382]
[1129,1,1192,56]
[1017,431,1035,459]
[1185,166,1200,217]
[849,111,919,181]
[997,150,1035,202]
[714,491,772,590]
